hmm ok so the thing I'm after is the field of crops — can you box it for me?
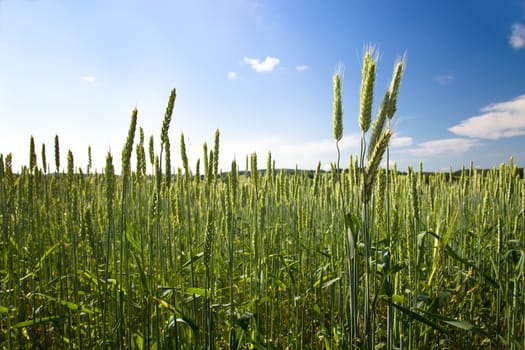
[1,53,524,349]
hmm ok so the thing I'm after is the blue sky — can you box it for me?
[1,0,525,173]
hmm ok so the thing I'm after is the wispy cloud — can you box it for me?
[406,138,481,157]
[449,94,525,139]
[391,136,413,147]
[295,65,309,71]
[435,74,454,85]
[81,76,96,83]
[243,56,280,72]
[279,134,360,155]
[509,23,525,49]
[227,71,239,80]
[221,133,361,169]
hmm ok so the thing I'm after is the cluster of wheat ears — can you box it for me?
[0,49,524,349]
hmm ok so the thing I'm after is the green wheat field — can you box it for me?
[1,52,524,349]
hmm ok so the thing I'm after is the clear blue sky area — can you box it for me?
[1,0,525,173]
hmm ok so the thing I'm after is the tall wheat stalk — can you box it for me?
[334,48,404,349]
[119,108,137,348]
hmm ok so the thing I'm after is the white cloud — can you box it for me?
[243,56,280,72]
[220,133,361,169]
[81,76,96,83]
[296,65,309,71]
[279,134,360,155]
[391,136,413,147]
[219,133,416,170]
[509,23,525,49]
[435,74,454,85]
[449,94,525,139]
[406,138,480,157]
[227,71,239,79]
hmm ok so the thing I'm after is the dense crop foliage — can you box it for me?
[1,64,525,349]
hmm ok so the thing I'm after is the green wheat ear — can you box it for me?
[180,133,189,175]
[203,209,214,269]
[368,91,390,160]
[375,167,386,232]
[136,127,146,178]
[4,153,13,187]
[195,158,200,182]
[29,136,36,173]
[203,142,209,181]
[67,149,74,179]
[87,145,92,174]
[164,137,171,186]
[359,48,376,133]
[364,129,392,202]
[161,88,176,146]
[159,88,176,179]
[104,151,115,218]
[251,152,258,189]
[333,72,343,142]
[229,160,238,206]
[387,56,405,119]
[41,143,47,174]
[122,108,138,177]
[54,135,60,173]
[213,129,220,180]
[148,135,155,168]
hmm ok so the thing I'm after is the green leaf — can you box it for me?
[442,211,459,247]
[393,303,451,337]
[131,249,148,293]
[154,297,199,332]
[132,332,144,350]
[314,275,341,289]
[181,252,203,269]
[321,277,341,289]
[445,245,499,287]
[344,212,360,246]
[313,303,321,315]
[392,294,404,303]
[12,315,63,328]
[166,312,200,333]
[183,287,211,297]
[35,293,100,314]
[81,270,99,288]
[442,319,492,338]
[385,263,405,276]
[126,229,141,254]
[417,230,440,249]
[34,242,60,272]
